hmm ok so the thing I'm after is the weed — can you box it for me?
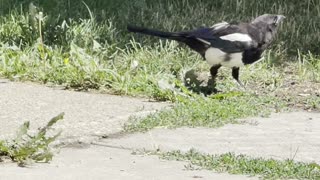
[0,113,64,166]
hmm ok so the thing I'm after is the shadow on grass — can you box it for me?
[183,69,218,95]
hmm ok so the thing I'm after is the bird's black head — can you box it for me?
[250,14,286,47]
[251,14,286,27]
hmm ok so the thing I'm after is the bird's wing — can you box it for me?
[185,22,256,53]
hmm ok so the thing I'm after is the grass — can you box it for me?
[157,149,320,179]
[124,92,286,132]
[1,38,319,132]
[0,3,319,132]
[1,0,320,55]
[123,54,320,132]
[0,1,319,177]
[0,113,64,166]
[0,1,319,94]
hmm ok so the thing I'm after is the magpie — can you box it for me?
[127,14,286,88]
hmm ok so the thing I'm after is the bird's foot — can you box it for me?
[235,81,257,95]
[236,80,246,91]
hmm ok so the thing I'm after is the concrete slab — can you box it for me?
[1,79,319,180]
[102,112,320,164]
[0,145,257,180]
[0,79,168,143]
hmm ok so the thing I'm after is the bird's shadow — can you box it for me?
[183,69,219,96]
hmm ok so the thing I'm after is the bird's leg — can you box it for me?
[232,67,246,89]
[210,64,221,79]
[206,64,221,94]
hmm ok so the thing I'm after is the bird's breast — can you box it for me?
[204,47,244,68]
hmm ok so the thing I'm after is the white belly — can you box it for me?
[204,47,244,68]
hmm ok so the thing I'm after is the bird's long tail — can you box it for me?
[127,25,187,42]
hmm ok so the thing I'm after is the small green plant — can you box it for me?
[0,113,64,166]
[158,149,320,179]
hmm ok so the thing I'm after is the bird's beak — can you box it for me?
[276,15,286,24]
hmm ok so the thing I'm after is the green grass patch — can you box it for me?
[124,92,286,132]
[158,149,320,179]
[0,113,64,166]
[1,39,319,133]
[1,0,320,55]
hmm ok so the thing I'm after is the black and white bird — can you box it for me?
[127,14,286,88]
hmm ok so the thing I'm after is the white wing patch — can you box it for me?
[196,38,210,45]
[211,22,229,30]
[220,33,252,42]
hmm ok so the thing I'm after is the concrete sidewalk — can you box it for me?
[0,79,255,179]
[102,112,320,164]
[0,145,256,180]
[0,78,168,143]
[1,79,319,179]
